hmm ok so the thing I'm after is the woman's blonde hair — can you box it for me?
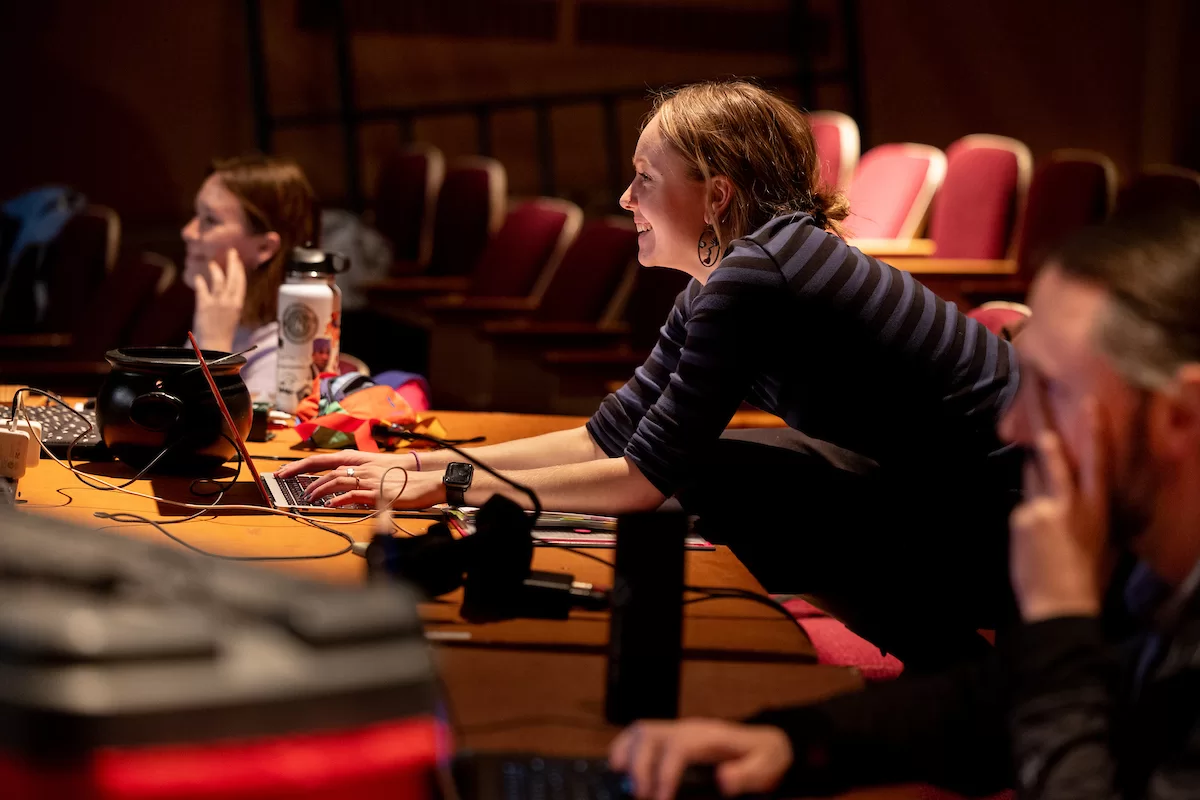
[210,154,316,328]
[650,80,849,250]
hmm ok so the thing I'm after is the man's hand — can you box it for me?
[609,719,792,800]
[193,248,246,353]
[1010,393,1111,622]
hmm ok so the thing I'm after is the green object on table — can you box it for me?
[307,399,356,449]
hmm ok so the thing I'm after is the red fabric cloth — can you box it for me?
[396,381,430,412]
[928,139,1023,259]
[781,598,905,681]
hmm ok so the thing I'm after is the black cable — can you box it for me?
[11,387,358,559]
[188,433,245,497]
[549,544,795,622]
[161,492,226,524]
[10,388,117,482]
[9,387,181,491]
[388,429,541,522]
[553,546,614,569]
[365,431,792,625]
[94,511,355,561]
[683,586,798,624]
[91,438,360,559]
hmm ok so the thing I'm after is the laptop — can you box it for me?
[188,334,440,519]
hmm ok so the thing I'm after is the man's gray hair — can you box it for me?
[1051,208,1200,389]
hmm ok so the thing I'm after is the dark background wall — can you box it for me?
[0,0,1193,254]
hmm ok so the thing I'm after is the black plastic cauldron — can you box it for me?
[97,347,252,474]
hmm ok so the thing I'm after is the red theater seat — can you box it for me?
[364,157,508,302]
[953,149,1116,302]
[809,110,860,192]
[424,156,506,278]
[424,198,583,409]
[846,143,947,240]
[927,135,1032,260]
[1114,165,1200,218]
[372,143,445,273]
[457,197,583,300]
[1015,149,1116,271]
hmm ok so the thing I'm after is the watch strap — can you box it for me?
[443,462,473,507]
[446,482,467,507]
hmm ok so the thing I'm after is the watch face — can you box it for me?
[444,462,473,486]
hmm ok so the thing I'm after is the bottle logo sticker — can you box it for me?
[281,303,320,344]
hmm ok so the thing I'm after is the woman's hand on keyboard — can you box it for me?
[295,456,445,509]
[276,450,404,480]
[609,719,792,800]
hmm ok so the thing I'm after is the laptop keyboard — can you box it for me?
[457,755,629,800]
[454,754,727,800]
[276,474,327,507]
[0,404,107,458]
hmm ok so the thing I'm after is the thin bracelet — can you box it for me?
[411,450,421,471]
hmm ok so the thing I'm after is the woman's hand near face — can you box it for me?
[193,248,246,352]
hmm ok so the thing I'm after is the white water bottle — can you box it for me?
[275,247,347,413]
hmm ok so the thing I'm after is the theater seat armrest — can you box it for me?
[887,258,1018,275]
[423,296,540,312]
[850,238,937,257]
[362,276,473,294]
[484,321,629,337]
[485,322,631,350]
[0,333,74,351]
[0,360,110,375]
[543,347,646,367]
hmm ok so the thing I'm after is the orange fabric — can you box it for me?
[295,384,420,453]
[293,372,339,422]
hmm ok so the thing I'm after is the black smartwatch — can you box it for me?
[443,462,474,507]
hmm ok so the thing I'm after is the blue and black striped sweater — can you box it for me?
[586,213,1021,496]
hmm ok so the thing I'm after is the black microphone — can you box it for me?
[364,431,609,621]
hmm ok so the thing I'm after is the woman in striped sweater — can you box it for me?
[284,81,1022,667]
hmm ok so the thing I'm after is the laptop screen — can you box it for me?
[187,332,274,509]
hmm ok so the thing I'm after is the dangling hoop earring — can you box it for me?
[697,224,720,267]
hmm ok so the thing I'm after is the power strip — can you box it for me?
[0,429,31,480]
[6,420,42,468]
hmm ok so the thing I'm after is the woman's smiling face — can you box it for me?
[619,114,712,273]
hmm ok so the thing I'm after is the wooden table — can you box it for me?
[11,403,863,761]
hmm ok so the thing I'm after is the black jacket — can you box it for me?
[749,565,1200,799]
